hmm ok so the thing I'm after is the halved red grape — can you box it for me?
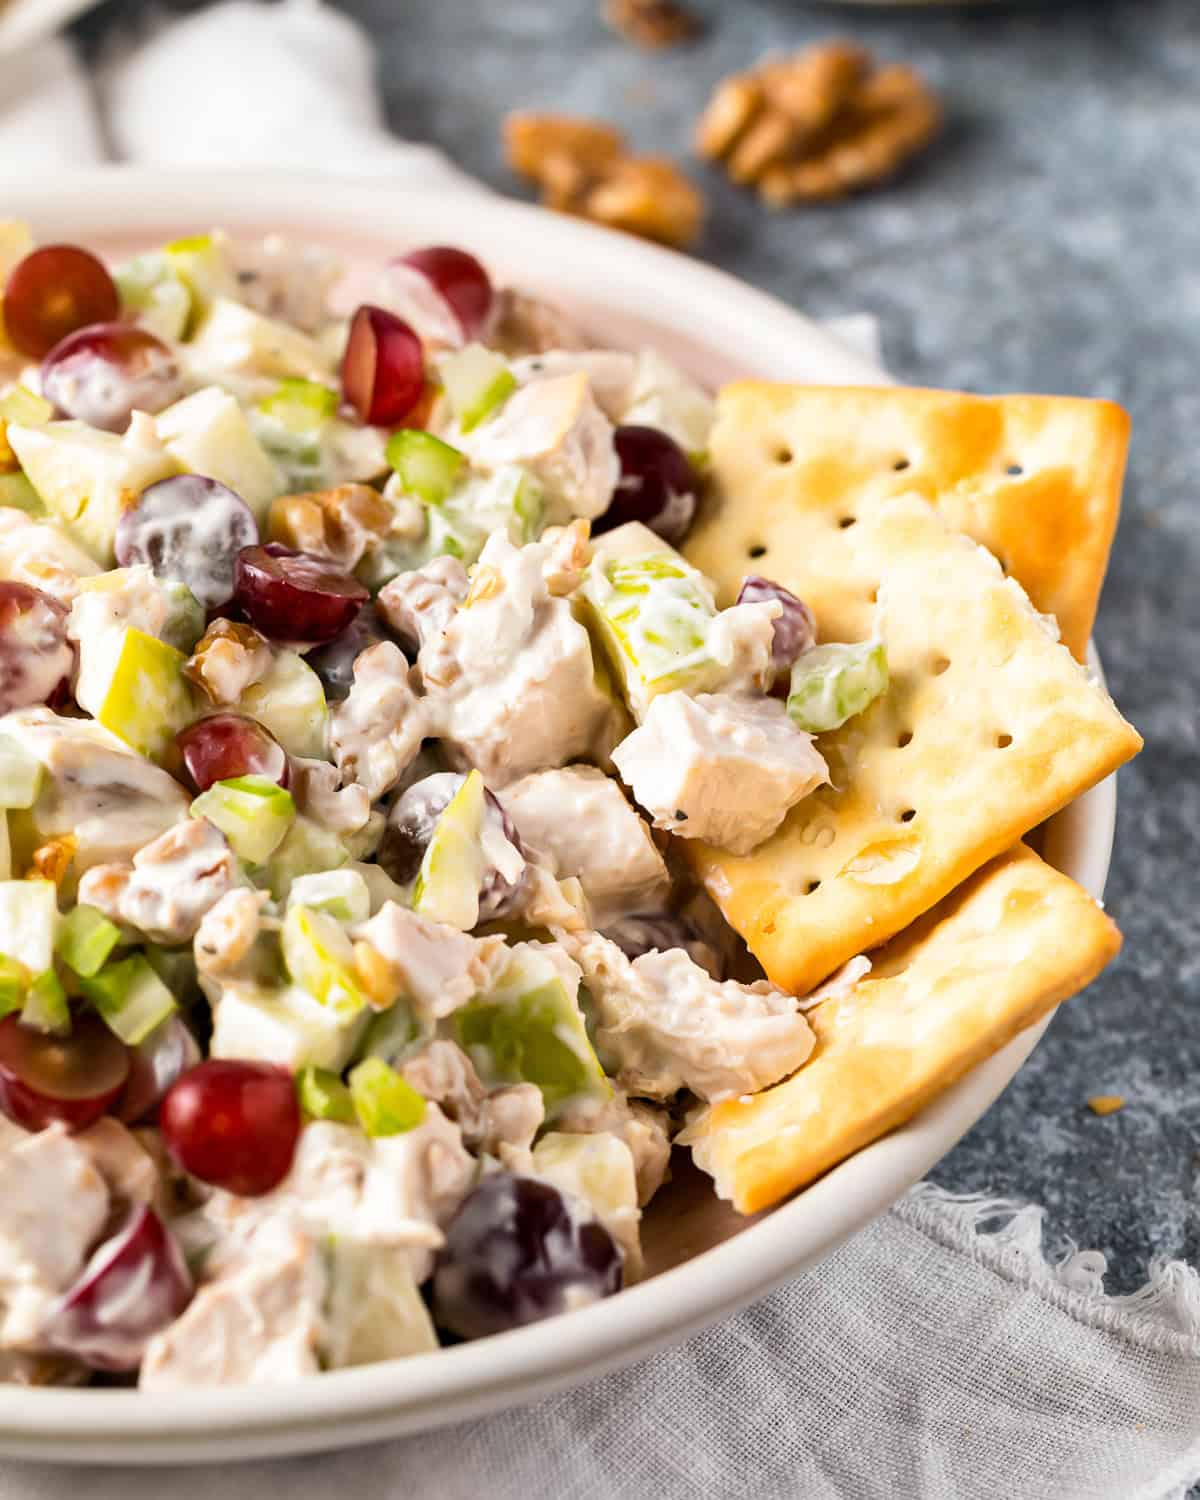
[432,1173,622,1341]
[736,576,817,672]
[340,305,425,425]
[117,1014,203,1125]
[594,425,698,545]
[40,322,183,434]
[42,1205,192,1372]
[3,246,119,361]
[0,582,74,716]
[0,1012,131,1133]
[304,602,388,702]
[115,475,259,611]
[176,712,289,793]
[233,542,368,645]
[395,247,494,342]
[160,1059,300,1196]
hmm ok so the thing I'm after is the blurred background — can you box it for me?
[10,0,1197,1288]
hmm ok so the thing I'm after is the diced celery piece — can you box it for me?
[94,628,194,763]
[438,344,516,432]
[281,905,369,1018]
[787,640,889,734]
[287,868,370,924]
[386,429,464,506]
[22,968,69,1036]
[56,904,122,979]
[191,776,295,865]
[163,233,236,328]
[261,815,349,903]
[296,1063,356,1123]
[0,387,53,428]
[358,999,425,1067]
[0,955,26,1018]
[240,650,328,760]
[0,880,57,976]
[348,1056,426,1136]
[581,551,720,718]
[453,946,610,1117]
[0,736,42,809]
[113,252,192,343]
[145,944,201,1006]
[81,953,176,1046]
[412,770,487,932]
[258,378,338,433]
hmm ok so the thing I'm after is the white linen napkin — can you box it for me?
[0,5,1197,1496]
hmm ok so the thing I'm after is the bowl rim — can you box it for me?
[0,168,1118,1461]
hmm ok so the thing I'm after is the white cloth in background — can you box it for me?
[0,5,1197,1496]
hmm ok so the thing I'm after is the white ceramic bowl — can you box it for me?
[0,169,1117,1463]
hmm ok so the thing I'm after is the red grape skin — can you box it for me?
[40,322,183,433]
[395,248,494,341]
[340,305,425,425]
[233,542,368,645]
[115,475,259,611]
[160,1059,300,1196]
[117,1014,203,1125]
[0,1013,131,1133]
[176,713,290,793]
[0,581,74,715]
[42,1205,192,1372]
[594,425,699,545]
[736,576,816,673]
[3,246,119,361]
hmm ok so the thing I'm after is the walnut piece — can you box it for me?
[603,0,702,50]
[695,43,941,206]
[185,618,272,705]
[505,111,704,249]
[266,484,392,571]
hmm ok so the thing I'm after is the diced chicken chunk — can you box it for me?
[498,765,668,923]
[0,512,100,605]
[401,1041,544,1156]
[2,708,189,873]
[511,349,637,420]
[421,533,624,786]
[561,930,815,1103]
[185,619,272,705]
[354,902,509,1022]
[0,1125,109,1349]
[75,1119,164,1210]
[140,1222,325,1390]
[458,372,618,523]
[376,553,469,653]
[194,888,270,981]
[78,818,238,945]
[290,756,371,835]
[612,692,828,855]
[330,641,429,800]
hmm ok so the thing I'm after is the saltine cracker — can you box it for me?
[684,493,1141,994]
[684,844,1121,1214]
[685,384,1129,660]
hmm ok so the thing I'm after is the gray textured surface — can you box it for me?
[76,0,1199,1294]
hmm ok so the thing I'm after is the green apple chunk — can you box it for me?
[80,953,176,1046]
[438,344,517,433]
[287,868,370,924]
[156,387,285,526]
[162,234,238,327]
[0,879,57,977]
[281,904,369,1018]
[453,945,610,1117]
[323,1241,438,1367]
[412,769,488,932]
[580,550,722,719]
[787,640,889,734]
[0,736,42,810]
[210,980,368,1072]
[296,1064,356,1123]
[348,1056,426,1136]
[191,776,295,865]
[260,815,351,903]
[5,419,178,563]
[530,1130,640,1266]
[90,628,195,764]
[113,252,193,343]
[386,429,464,506]
[239,650,328,760]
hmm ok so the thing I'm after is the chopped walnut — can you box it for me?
[30,835,76,887]
[267,484,392,571]
[290,756,372,835]
[78,819,238,945]
[505,112,704,249]
[377,554,469,654]
[489,289,590,358]
[603,0,701,49]
[540,519,593,596]
[695,43,941,206]
[329,641,429,800]
[185,619,272,705]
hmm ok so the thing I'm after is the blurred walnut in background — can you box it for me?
[695,42,941,206]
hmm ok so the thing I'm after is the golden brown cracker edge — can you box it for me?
[686,383,1129,661]
[685,844,1122,1214]
[684,492,1141,995]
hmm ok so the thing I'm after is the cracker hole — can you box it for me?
[932,655,951,676]
[773,445,793,465]
[803,879,821,895]
[897,729,913,748]
[1006,462,1024,477]
[838,516,857,530]
[893,458,911,472]
[996,732,1013,749]
[748,543,767,559]
[867,585,880,603]
[899,808,917,824]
